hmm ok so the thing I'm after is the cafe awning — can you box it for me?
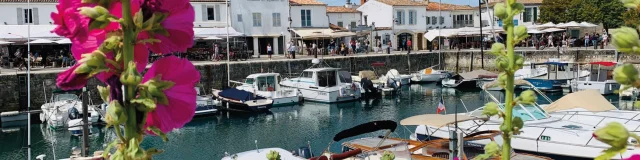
[292,28,355,39]
[194,27,244,37]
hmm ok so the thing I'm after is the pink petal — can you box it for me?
[105,1,142,31]
[143,56,200,133]
[626,155,640,160]
[56,63,89,90]
[145,1,194,54]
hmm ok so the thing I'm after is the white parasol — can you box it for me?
[557,21,584,28]
[541,28,565,33]
[27,39,56,44]
[55,38,72,44]
[537,22,556,28]
[202,36,222,40]
[0,40,14,45]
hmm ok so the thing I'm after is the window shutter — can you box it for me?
[215,5,221,21]
[201,5,207,21]
[17,8,23,25]
[33,8,39,25]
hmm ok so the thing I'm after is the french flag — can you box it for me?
[436,96,446,114]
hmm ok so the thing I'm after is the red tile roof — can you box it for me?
[0,0,227,2]
[376,0,427,6]
[427,2,474,11]
[289,0,326,6]
[327,6,361,13]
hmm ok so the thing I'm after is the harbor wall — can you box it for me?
[0,49,632,112]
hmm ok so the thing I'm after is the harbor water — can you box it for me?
[0,84,621,159]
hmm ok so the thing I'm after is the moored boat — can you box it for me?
[411,67,447,83]
[236,73,302,106]
[442,69,497,89]
[279,59,361,103]
[213,88,273,113]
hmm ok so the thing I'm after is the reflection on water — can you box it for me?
[0,84,622,159]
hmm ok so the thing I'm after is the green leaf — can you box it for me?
[147,126,169,142]
[614,64,639,85]
[97,85,110,103]
[134,10,144,29]
[106,101,127,125]
[145,148,164,159]
[482,102,500,117]
[110,149,124,160]
[267,150,282,160]
[518,90,537,105]
[126,138,146,159]
[132,98,157,112]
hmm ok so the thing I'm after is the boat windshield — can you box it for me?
[245,78,254,84]
[55,94,79,101]
[256,76,277,91]
[510,104,549,121]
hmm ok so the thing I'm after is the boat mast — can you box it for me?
[226,0,230,87]
[27,0,32,159]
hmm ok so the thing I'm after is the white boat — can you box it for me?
[442,69,497,89]
[477,62,548,91]
[619,84,639,100]
[195,87,218,116]
[280,59,361,103]
[39,90,99,130]
[222,148,306,160]
[0,111,28,123]
[383,69,412,85]
[236,73,302,106]
[571,61,620,94]
[521,61,590,92]
[352,70,397,96]
[411,67,447,83]
[413,88,640,159]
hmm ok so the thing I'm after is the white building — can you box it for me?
[0,0,55,25]
[192,0,229,28]
[326,6,362,30]
[231,0,290,57]
[290,0,330,29]
[481,0,542,28]
[424,2,478,29]
[358,0,428,51]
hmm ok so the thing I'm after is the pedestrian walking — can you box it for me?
[267,43,273,60]
[287,41,296,59]
[592,33,598,49]
[407,39,412,54]
[387,41,392,54]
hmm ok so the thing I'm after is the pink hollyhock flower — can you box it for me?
[140,0,195,53]
[143,56,200,133]
[56,64,89,90]
[51,0,90,39]
[627,155,640,160]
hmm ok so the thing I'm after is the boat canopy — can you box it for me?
[533,62,570,66]
[458,70,497,80]
[400,114,488,128]
[219,88,266,101]
[333,120,397,142]
[544,90,617,112]
[481,79,532,89]
[589,61,617,67]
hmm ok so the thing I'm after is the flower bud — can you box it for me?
[494,3,508,19]
[490,43,505,56]
[79,6,109,19]
[482,102,500,116]
[267,150,282,160]
[73,63,93,74]
[80,50,107,68]
[97,85,110,103]
[621,0,640,8]
[120,62,143,86]
[614,64,639,85]
[512,117,524,132]
[512,3,525,15]
[518,90,537,104]
[515,26,528,39]
[105,101,127,125]
[612,27,640,52]
[593,122,630,150]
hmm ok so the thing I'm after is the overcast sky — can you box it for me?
[319,0,477,6]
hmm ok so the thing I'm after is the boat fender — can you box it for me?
[68,107,80,120]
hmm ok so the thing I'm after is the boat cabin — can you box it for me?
[295,68,351,87]
[471,103,549,121]
[244,73,282,91]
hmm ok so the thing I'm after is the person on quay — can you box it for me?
[387,41,392,54]
[584,33,590,47]
[287,41,296,59]
[407,39,412,54]
[592,33,598,50]
[329,40,336,55]
[213,43,220,61]
[267,43,273,60]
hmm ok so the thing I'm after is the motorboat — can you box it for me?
[480,62,548,91]
[442,70,497,89]
[619,84,639,100]
[383,69,412,85]
[352,70,398,96]
[521,61,590,92]
[411,67,448,83]
[195,87,218,116]
[222,148,307,160]
[0,111,28,123]
[414,85,640,159]
[236,73,302,106]
[212,88,273,113]
[39,89,100,130]
[279,59,361,103]
[571,61,620,94]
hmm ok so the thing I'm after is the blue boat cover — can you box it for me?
[534,62,568,66]
[219,88,266,101]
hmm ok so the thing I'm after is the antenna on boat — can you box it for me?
[255,140,259,153]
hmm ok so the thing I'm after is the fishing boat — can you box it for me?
[195,87,218,116]
[383,69,412,85]
[521,62,590,92]
[212,88,273,113]
[39,89,100,130]
[571,61,619,94]
[0,111,28,124]
[235,73,303,106]
[411,67,448,83]
[414,84,640,159]
[442,69,497,89]
[352,70,397,96]
[279,59,361,103]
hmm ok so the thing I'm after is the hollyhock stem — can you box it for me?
[121,0,138,141]
[502,1,515,159]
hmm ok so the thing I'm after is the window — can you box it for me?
[523,8,532,22]
[207,7,215,20]
[245,78,254,84]
[440,16,444,25]
[302,71,313,78]
[533,7,538,23]
[469,14,473,24]
[409,10,416,25]
[337,21,343,27]
[431,16,437,25]
[395,10,404,25]
[426,16,430,25]
[23,9,33,24]
[252,13,262,27]
[350,21,356,28]
[256,76,276,91]
[317,71,337,87]
[301,10,311,27]
[272,13,281,27]
[237,14,243,22]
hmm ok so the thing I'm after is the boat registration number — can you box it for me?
[258,106,266,109]
[317,92,328,96]
[540,135,551,141]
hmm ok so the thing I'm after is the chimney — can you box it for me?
[360,0,367,5]
[346,0,351,4]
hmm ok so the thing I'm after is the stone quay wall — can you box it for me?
[0,49,635,112]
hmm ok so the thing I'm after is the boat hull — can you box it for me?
[282,86,360,103]
[411,74,443,83]
[0,111,28,123]
[220,101,273,113]
[442,79,478,89]
[522,79,564,92]
[272,96,301,107]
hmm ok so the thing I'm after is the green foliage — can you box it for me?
[593,122,632,160]
[623,9,640,27]
[267,150,282,160]
[540,0,571,23]
[106,101,127,125]
[147,126,169,142]
[473,142,501,160]
[97,85,110,103]
[613,64,639,85]
[482,102,501,117]
[516,90,537,105]
[541,0,625,29]
[381,151,395,160]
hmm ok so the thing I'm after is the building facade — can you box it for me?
[290,0,330,29]
[480,0,542,28]
[231,0,290,57]
[358,0,428,51]
[326,6,362,30]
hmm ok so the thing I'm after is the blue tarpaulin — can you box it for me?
[219,88,265,101]
[534,62,569,66]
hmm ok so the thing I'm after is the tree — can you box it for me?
[540,0,571,23]
[622,9,640,27]
[595,0,626,30]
